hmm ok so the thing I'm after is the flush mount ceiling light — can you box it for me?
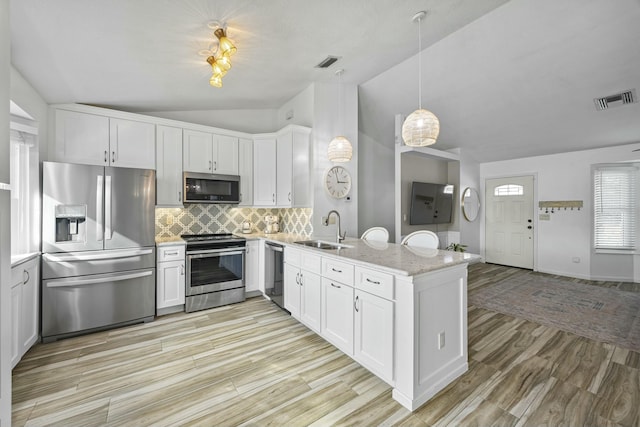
[202,21,237,88]
[402,11,440,147]
[328,69,353,162]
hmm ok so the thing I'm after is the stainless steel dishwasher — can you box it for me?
[264,242,285,310]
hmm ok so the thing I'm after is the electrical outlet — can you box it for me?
[438,331,445,349]
[539,213,550,221]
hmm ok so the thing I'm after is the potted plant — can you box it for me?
[446,243,467,252]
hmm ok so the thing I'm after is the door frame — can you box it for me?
[480,172,538,271]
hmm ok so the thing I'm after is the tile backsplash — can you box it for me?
[155,205,313,238]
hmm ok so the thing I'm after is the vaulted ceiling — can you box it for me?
[10,0,640,162]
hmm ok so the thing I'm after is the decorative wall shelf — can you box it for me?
[538,200,583,212]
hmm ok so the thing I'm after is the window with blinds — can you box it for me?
[593,166,637,251]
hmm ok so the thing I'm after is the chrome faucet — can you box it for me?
[323,210,346,243]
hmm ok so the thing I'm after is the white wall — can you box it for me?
[481,142,640,281]
[0,0,12,422]
[277,84,314,129]
[459,150,481,254]
[141,108,278,134]
[311,82,358,240]
[11,66,48,159]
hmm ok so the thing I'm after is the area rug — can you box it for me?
[469,274,640,352]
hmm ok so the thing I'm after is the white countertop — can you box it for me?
[11,252,40,268]
[155,236,187,246]
[240,232,480,277]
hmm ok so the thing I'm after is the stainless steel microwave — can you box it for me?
[183,172,240,204]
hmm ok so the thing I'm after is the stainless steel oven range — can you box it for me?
[182,233,246,313]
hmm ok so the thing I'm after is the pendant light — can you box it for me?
[328,69,353,162]
[402,11,440,147]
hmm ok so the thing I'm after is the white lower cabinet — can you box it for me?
[11,257,39,368]
[321,277,354,355]
[354,289,394,383]
[284,248,322,332]
[284,263,301,318]
[156,245,185,312]
[245,240,260,293]
[299,270,321,333]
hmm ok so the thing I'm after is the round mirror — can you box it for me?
[461,187,480,222]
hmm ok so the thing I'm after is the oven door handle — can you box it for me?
[187,249,246,258]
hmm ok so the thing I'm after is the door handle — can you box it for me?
[96,175,104,241]
[46,270,153,288]
[105,175,112,240]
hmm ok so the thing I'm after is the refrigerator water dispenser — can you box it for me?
[55,204,86,242]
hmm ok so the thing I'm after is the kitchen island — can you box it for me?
[243,232,480,411]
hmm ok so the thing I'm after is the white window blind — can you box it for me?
[593,166,637,250]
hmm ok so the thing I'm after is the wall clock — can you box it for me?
[324,166,351,199]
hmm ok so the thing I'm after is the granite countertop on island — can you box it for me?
[241,232,481,277]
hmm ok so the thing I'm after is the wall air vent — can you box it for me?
[594,89,637,110]
[315,56,340,69]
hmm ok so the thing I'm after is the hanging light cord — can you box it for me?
[338,70,344,134]
[418,15,422,110]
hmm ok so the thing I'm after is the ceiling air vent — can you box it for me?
[315,56,340,69]
[594,89,637,110]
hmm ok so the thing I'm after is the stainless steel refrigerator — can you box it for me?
[41,161,156,342]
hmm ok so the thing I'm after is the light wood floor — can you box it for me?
[12,263,640,426]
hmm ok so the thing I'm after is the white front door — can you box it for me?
[485,176,534,269]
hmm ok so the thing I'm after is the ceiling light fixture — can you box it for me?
[402,11,440,147]
[204,22,236,88]
[327,69,353,162]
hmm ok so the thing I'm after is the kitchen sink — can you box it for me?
[294,240,352,250]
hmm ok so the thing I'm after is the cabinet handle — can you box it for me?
[330,282,341,289]
[272,194,275,203]
[165,251,179,256]
[239,193,242,203]
[23,270,30,285]
[180,265,185,275]
[331,267,343,273]
[366,278,381,285]
[300,273,303,286]
[354,295,359,312]
[209,160,212,171]
[104,150,108,162]
[214,161,217,170]
[178,191,181,202]
[295,272,300,285]
[288,192,291,202]
[111,151,116,163]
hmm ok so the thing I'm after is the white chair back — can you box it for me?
[360,227,389,243]
[400,230,439,249]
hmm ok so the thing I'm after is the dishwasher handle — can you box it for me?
[265,243,284,252]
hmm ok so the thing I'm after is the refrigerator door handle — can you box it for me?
[105,175,112,240]
[43,248,153,262]
[96,175,104,241]
[45,270,153,288]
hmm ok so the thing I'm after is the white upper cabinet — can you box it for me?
[253,136,277,206]
[183,129,239,175]
[276,125,311,208]
[156,125,183,206]
[214,134,239,175]
[52,109,155,169]
[183,129,213,173]
[109,118,156,169]
[238,138,253,206]
[53,109,110,166]
[276,131,293,206]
